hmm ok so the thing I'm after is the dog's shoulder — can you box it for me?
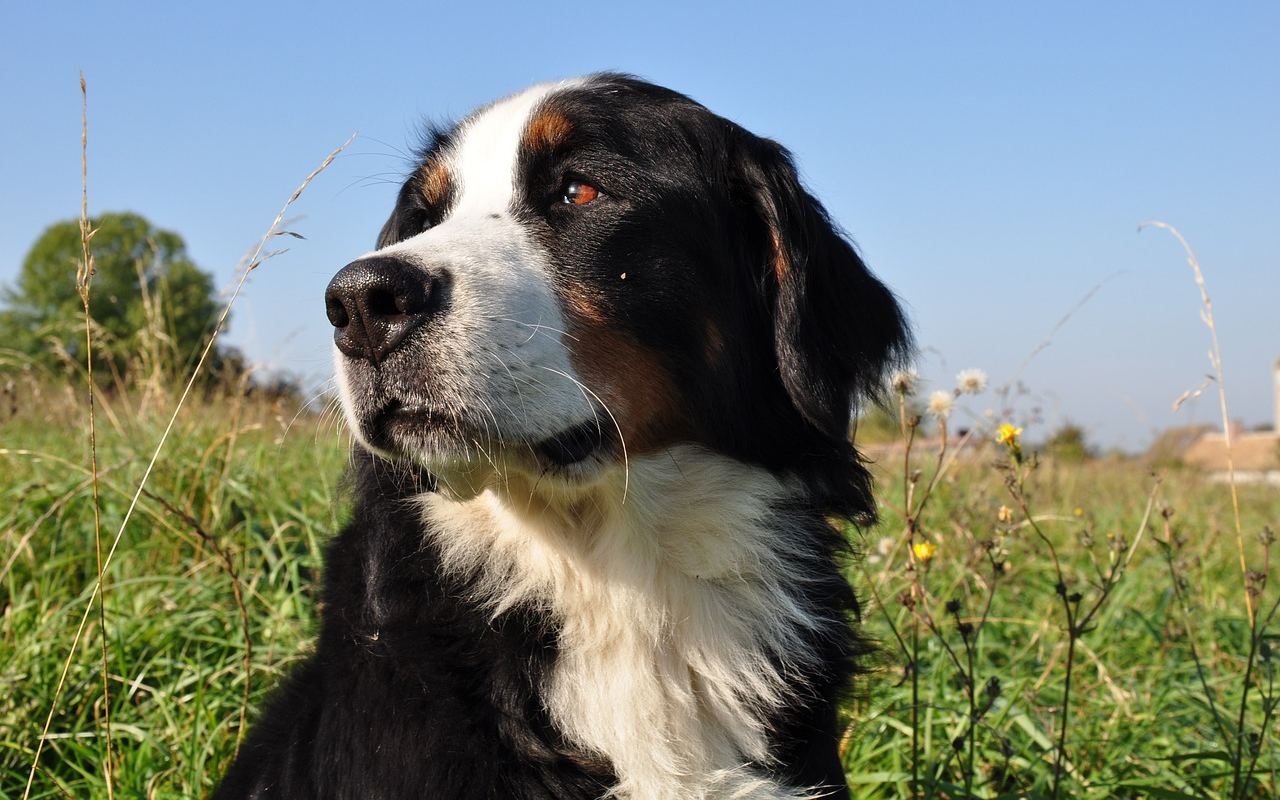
[214,469,615,799]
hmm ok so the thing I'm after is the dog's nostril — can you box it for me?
[395,287,425,316]
[367,287,400,319]
[326,296,350,328]
[382,280,430,318]
[325,256,439,361]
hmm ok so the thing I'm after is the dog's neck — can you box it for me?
[419,445,830,799]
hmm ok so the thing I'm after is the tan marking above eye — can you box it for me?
[523,110,573,152]
[563,181,598,206]
[420,160,451,206]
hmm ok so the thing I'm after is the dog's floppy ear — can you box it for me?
[738,136,911,439]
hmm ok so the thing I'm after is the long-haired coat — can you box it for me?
[215,74,909,800]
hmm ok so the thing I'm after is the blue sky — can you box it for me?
[2,2,1277,449]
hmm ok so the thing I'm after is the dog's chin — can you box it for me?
[355,406,618,499]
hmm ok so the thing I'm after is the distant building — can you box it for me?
[857,428,992,467]
[1176,358,1280,484]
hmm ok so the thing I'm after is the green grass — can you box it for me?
[841,450,1279,798]
[2,388,1277,798]
[2,391,346,799]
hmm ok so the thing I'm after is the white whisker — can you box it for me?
[536,365,630,504]
[484,314,580,343]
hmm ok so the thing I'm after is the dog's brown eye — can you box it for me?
[561,180,598,206]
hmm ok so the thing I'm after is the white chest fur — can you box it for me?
[421,447,831,799]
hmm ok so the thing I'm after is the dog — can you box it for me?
[214,74,909,800]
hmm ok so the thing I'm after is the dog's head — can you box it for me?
[328,74,909,514]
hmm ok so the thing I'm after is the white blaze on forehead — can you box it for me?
[447,81,578,217]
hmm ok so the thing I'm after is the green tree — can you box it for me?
[0,212,224,380]
[1044,421,1094,463]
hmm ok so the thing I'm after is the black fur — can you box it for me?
[518,76,909,519]
[215,74,910,799]
[215,453,616,799]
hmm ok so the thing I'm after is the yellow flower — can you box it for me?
[1073,507,1084,517]
[997,505,1014,523]
[912,541,937,562]
[995,423,1023,446]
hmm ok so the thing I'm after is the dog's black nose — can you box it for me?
[324,256,436,362]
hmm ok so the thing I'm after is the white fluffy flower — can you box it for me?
[891,369,919,396]
[867,535,896,565]
[956,368,988,395]
[927,390,954,419]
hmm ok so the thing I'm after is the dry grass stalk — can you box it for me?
[21,108,354,795]
[138,487,255,744]
[76,71,114,799]
[1139,221,1250,624]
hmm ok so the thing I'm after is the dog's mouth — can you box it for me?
[364,400,613,470]
[371,400,461,436]
[363,399,476,454]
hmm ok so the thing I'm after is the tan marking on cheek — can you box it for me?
[562,286,607,326]
[522,110,573,153]
[420,160,452,206]
[563,322,691,455]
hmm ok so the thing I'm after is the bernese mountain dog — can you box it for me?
[215,74,909,800]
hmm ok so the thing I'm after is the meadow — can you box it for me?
[2,363,1277,799]
[3,89,1276,800]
